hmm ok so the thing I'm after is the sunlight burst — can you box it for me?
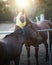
[15,0,29,9]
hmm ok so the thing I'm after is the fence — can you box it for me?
[0,31,14,34]
[0,29,52,65]
[37,29,52,65]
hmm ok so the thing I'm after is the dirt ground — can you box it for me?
[0,23,52,65]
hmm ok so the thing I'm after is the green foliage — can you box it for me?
[25,0,45,20]
[34,0,52,20]
[0,0,52,22]
[26,0,52,21]
[44,0,52,20]
[0,1,14,22]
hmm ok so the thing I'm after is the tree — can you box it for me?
[28,0,52,21]
[0,1,14,22]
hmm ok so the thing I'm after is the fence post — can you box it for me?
[47,31,51,65]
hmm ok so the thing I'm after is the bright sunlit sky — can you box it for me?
[3,0,36,16]
[3,0,35,9]
[15,0,35,13]
[15,0,29,9]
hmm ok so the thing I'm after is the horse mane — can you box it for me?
[4,31,19,38]
[26,16,41,30]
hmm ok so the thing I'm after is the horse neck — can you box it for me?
[26,16,40,30]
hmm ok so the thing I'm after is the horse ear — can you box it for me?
[21,9,26,14]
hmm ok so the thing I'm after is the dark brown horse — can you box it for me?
[26,16,52,65]
[14,12,52,65]
[0,31,26,65]
[0,11,39,65]
[14,12,44,65]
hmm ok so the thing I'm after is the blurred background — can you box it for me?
[0,0,52,65]
[0,0,52,23]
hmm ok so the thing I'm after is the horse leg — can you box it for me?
[26,46,30,65]
[14,55,20,65]
[35,45,39,65]
[5,61,10,65]
[50,40,51,51]
[45,41,51,62]
[44,42,49,62]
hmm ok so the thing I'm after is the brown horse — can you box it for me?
[14,12,52,65]
[0,25,40,65]
[26,16,52,65]
[0,31,26,65]
[14,12,44,65]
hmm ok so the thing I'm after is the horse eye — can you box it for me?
[20,16,25,23]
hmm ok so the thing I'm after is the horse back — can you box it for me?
[0,35,22,61]
[38,20,51,29]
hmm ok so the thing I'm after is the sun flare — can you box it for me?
[15,0,29,9]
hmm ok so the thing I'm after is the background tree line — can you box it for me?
[27,0,52,21]
[35,0,52,20]
[0,0,52,23]
[0,1,14,22]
